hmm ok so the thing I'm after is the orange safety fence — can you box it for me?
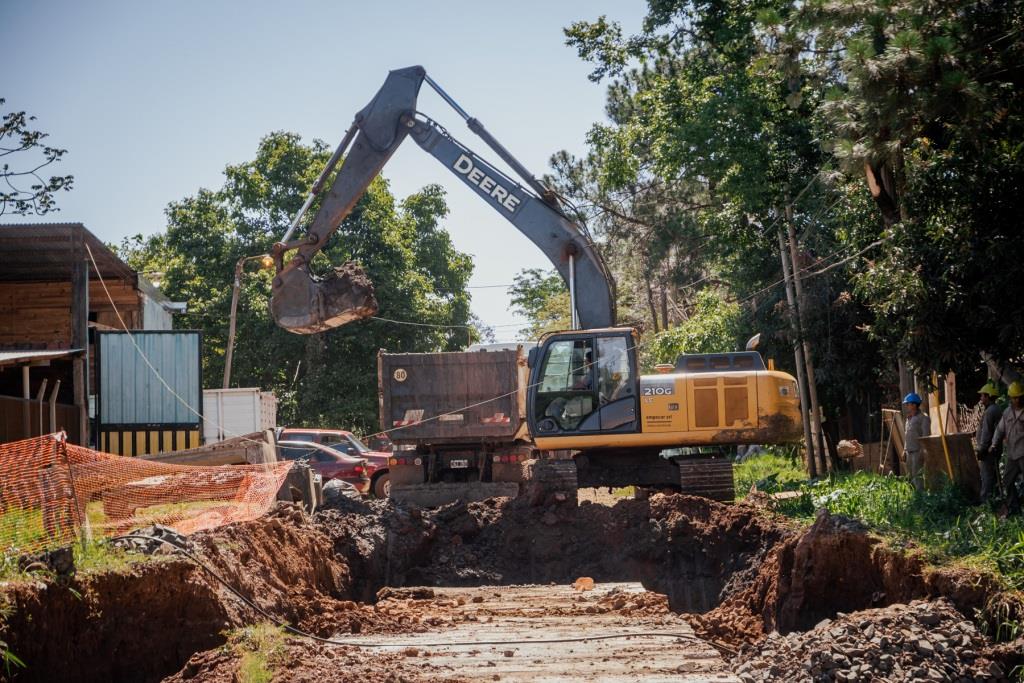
[0,433,294,555]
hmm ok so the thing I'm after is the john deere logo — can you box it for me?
[393,368,408,382]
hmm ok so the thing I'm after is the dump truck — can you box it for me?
[378,346,546,506]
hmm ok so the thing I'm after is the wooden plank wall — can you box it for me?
[0,280,141,348]
[0,396,82,444]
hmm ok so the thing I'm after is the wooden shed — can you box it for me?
[0,223,183,445]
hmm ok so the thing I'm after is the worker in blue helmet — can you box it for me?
[902,392,930,492]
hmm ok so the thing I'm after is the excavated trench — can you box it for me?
[1,494,1019,682]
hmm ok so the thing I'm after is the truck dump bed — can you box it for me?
[379,349,525,444]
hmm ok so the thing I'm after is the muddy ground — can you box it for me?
[2,493,1022,681]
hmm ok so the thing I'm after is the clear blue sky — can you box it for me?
[2,0,644,339]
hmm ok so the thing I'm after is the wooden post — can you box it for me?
[223,259,244,389]
[778,228,817,477]
[71,248,90,446]
[73,359,86,445]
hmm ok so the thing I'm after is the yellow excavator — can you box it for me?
[269,66,803,502]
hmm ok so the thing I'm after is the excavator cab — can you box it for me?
[527,328,640,440]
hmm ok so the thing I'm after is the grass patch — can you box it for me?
[0,507,48,553]
[226,623,289,683]
[733,452,1024,591]
[734,447,807,497]
[779,473,1024,590]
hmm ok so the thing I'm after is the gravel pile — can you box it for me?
[734,599,1006,682]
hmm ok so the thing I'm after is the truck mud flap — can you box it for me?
[390,482,520,509]
[677,457,735,503]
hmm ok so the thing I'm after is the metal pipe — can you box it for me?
[280,123,358,245]
[424,73,553,204]
[22,365,30,438]
[49,379,62,433]
[569,253,579,330]
[424,74,470,120]
[466,117,553,204]
[36,379,47,436]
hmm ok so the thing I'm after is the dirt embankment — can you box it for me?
[2,493,1022,682]
[0,560,228,683]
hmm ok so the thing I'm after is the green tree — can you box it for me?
[561,0,889,436]
[1,98,73,215]
[792,0,1024,373]
[643,290,744,370]
[508,268,571,340]
[119,131,476,431]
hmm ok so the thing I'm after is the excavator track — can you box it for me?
[521,458,579,506]
[676,457,735,503]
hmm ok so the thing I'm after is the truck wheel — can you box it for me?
[373,473,391,499]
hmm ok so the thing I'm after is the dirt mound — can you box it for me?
[384,493,791,614]
[0,560,228,683]
[689,508,1023,649]
[191,503,351,634]
[734,598,1011,681]
[4,493,1020,682]
[163,635,468,683]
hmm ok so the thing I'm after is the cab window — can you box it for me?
[535,339,595,431]
[596,337,631,404]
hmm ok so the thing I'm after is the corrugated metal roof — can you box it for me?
[0,223,137,283]
[0,348,82,367]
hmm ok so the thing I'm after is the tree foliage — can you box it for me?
[118,131,475,431]
[643,290,744,370]
[508,268,571,340]
[556,0,1024,431]
[1,99,73,215]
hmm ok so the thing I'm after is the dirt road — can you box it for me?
[332,583,737,682]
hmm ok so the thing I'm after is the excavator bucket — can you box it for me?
[271,261,378,334]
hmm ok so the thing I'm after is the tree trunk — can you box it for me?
[644,271,660,333]
[778,227,817,478]
[786,213,830,475]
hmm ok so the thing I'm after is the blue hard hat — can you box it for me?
[903,392,923,405]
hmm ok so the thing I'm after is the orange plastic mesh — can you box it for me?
[0,433,293,554]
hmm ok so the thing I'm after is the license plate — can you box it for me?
[450,459,469,469]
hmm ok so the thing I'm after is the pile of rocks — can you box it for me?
[734,599,1005,682]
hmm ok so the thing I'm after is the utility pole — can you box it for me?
[223,254,273,389]
[786,207,828,474]
[778,228,818,478]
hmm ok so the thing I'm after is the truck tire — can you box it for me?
[373,472,391,499]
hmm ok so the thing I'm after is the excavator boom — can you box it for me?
[270,66,614,334]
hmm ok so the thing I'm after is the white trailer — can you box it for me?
[202,388,277,444]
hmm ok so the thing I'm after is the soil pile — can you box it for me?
[4,493,1021,682]
[163,638,467,683]
[314,492,791,614]
[733,598,1014,682]
[0,560,229,683]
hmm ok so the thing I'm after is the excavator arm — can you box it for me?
[270,65,615,334]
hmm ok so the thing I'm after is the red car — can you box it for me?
[278,428,391,498]
[276,440,371,495]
